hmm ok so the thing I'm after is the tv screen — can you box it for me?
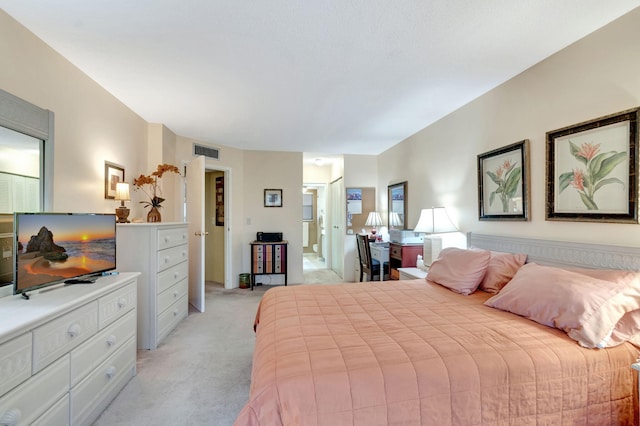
[14,213,116,295]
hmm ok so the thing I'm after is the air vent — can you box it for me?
[193,144,220,160]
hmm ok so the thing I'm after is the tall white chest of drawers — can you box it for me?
[116,223,189,350]
[0,273,139,426]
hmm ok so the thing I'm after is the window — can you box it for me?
[303,192,314,221]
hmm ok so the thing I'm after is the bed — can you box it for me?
[234,234,640,425]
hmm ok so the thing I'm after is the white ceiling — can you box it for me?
[2,1,639,156]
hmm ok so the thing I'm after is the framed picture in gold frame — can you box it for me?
[477,140,530,221]
[104,161,124,199]
[546,108,639,223]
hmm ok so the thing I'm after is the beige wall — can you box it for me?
[0,10,148,216]
[242,151,303,284]
[378,8,640,247]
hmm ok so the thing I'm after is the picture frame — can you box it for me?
[215,176,224,226]
[264,189,283,207]
[477,140,530,221]
[104,161,125,199]
[546,108,639,223]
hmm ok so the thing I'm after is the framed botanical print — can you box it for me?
[546,108,639,223]
[478,140,530,221]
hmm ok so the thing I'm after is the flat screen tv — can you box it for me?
[14,213,116,296]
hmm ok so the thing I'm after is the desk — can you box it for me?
[389,242,423,280]
[369,242,389,281]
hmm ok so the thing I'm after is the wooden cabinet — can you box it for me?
[389,243,423,280]
[116,223,189,349]
[0,273,138,426]
[250,241,288,290]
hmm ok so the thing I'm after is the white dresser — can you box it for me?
[116,223,189,350]
[0,273,138,426]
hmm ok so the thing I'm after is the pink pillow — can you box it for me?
[563,267,640,347]
[607,309,640,347]
[479,251,527,294]
[426,247,491,295]
[485,263,640,348]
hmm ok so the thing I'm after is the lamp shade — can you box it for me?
[365,211,383,227]
[413,207,457,233]
[413,208,434,233]
[115,182,130,201]
[433,207,457,233]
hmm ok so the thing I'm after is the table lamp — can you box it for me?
[115,182,131,223]
[365,211,383,240]
[413,207,457,267]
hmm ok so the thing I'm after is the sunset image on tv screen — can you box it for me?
[16,214,116,292]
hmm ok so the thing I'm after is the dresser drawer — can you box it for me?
[390,244,402,259]
[157,295,188,344]
[31,394,69,426]
[70,309,136,387]
[0,355,69,426]
[0,333,31,398]
[157,227,188,251]
[98,280,137,329]
[70,336,136,426]
[157,261,188,294]
[33,302,98,374]
[158,279,188,314]
[157,244,188,272]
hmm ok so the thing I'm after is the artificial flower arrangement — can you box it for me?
[133,163,181,211]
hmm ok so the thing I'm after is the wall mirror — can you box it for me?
[346,187,375,234]
[388,181,407,229]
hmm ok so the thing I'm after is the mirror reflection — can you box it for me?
[388,181,407,229]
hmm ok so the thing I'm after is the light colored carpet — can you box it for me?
[94,268,343,426]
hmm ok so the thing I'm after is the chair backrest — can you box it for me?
[356,234,372,269]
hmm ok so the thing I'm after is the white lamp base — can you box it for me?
[423,235,443,266]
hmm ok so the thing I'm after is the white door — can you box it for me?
[186,155,206,312]
[330,178,344,277]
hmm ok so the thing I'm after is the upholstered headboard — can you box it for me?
[467,232,640,271]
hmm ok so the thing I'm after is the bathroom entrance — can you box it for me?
[302,184,327,271]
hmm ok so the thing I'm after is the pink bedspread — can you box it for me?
[235,280,639,425]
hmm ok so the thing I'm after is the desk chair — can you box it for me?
[356,234,389,282]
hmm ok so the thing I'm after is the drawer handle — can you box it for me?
[117,298,127,309]
[182,251,187,258]
[106,366,117,379]
[173,310,179,317]
[173,291,179,298]
[174,272,179,279]
[106,335,117,347]
[164,236,170,243]
[164,257,170,264]
[0,408,22,426]
[67,324,81,338]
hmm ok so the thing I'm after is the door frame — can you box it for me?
[205,164,233,289]
[181,160,233,297]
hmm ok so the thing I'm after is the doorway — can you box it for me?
[302,183,327,272]
[184,159,231,313]
[205,170,225,285]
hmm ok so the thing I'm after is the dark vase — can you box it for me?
[147,206,162,223]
